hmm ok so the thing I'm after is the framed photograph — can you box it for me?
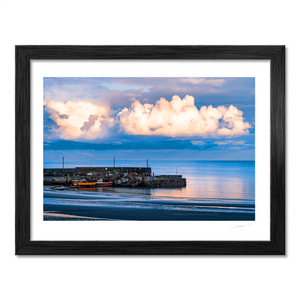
[15,46,285,255]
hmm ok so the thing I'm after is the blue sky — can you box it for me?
[44,77,255,162]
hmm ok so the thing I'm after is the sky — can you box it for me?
[43,77,255,163]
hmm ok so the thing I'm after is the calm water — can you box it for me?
[43,160,255,220]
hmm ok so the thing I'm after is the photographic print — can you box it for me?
[15,45,285,255]
[43,77,255,221]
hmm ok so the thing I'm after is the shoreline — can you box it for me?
[44,203,255,221]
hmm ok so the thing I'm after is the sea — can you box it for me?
[43,160,255,221]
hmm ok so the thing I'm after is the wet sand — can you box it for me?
[44,203,255,221]
[43,212,108,221]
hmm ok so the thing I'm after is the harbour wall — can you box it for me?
[44,167,186,188]
[44,166,151,176]
[143,175,187,188]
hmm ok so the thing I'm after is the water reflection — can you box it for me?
[67,174,254,201]
[152,175,254,200]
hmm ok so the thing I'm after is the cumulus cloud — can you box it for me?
[44,94,251,140]
[44,101,113,139]
[117,95,251,137]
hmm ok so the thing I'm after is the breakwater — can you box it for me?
[43,166,186,188]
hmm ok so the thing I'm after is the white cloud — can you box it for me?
[45,101,113,139]
[44,95,251,140]
[181,78,226,86]
[117,95,251,137]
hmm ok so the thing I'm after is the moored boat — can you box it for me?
[70,180,96,188]
[52,185,65,190]
[96,179,113,187]
[76,181,96,187]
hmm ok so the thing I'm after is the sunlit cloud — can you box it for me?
[117,95,251,137]
[44,101,113,139]
[44,94,251,141]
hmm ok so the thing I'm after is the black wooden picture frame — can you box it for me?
[15,46,285,255]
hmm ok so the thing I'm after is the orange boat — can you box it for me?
[70,181,96,188]
[77,181,96,187]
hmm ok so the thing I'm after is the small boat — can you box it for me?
[53,185,65,190]
[70,180,80,188]
[96,179,113,187]
[76,181,96,187]
[70,179,96,188]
